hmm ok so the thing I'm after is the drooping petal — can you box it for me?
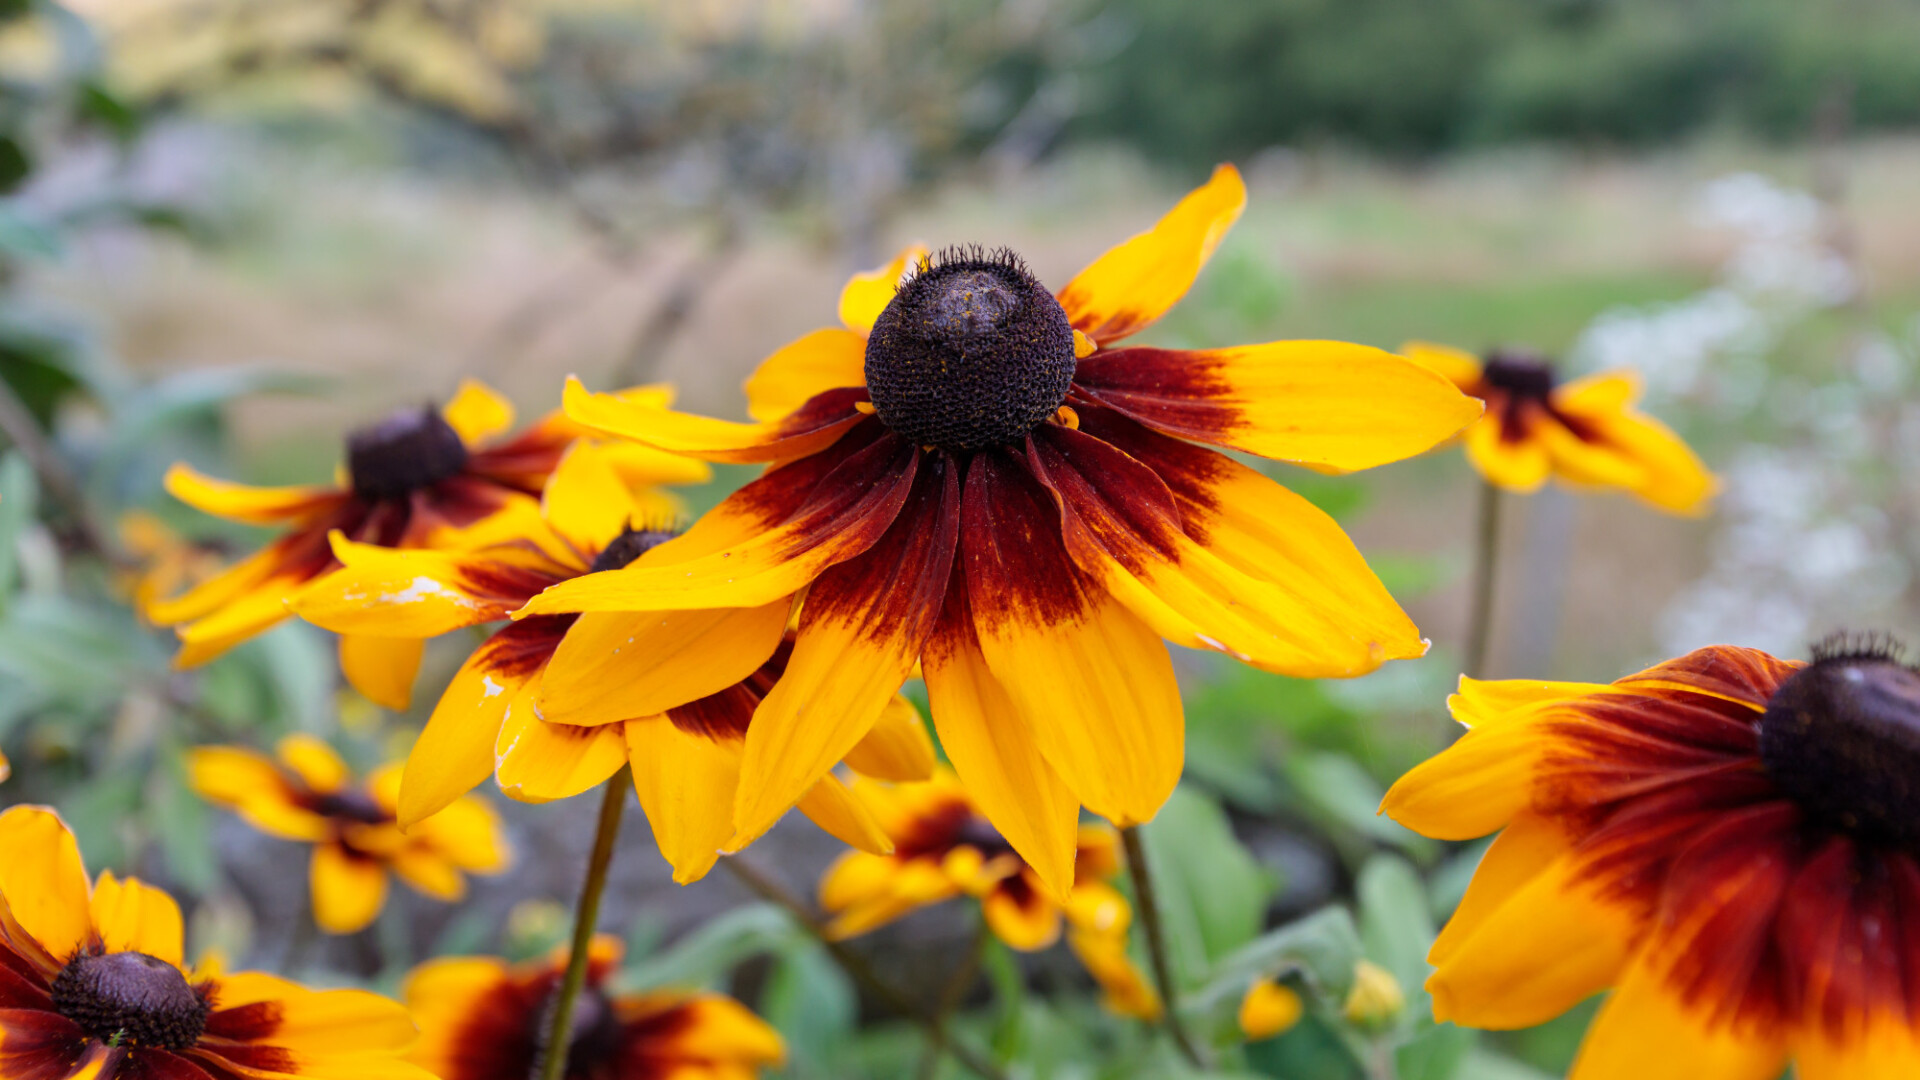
[961,451,1183,828]
[1447,674,1614,730]
[560,376,868,464]
[624,717,742,885]
[90,871,185,967]
[1055,164,1246,345]
[1568,957,1788,1080]
[1033,419,1424,677]
[840,695,936,783]
[163,464,342,526]
[398,650,526,828]
[1067,928,1163,1020]
[1426,851,1635,1029]
[171,575,309,668]
[618,993,789,1068]
[442,379,516,446]
[309,845,388,935]
[538,603,790,725]
[0,807,95,963]
[794,772,895,856]
[147,538,311,628]
[494,692,627,804]
[744,328,869,422]
[1074,341,1481,472]
[823,859,961,939]
[729,456,960,849]
[818,852,895,912]
[838,245,928,334]
[338,635,424,711]
[516,434,919,617]
[922,580,1082,901]
[1428,811,1571,967]
[389,850,465,902]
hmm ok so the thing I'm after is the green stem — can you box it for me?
[720,855,1009,1080]
[537,773,628,1080]
[1463,477,1503,681]
[1121,825,1209,1070]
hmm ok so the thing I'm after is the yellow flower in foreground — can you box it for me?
[150,379,706,708]
[1382,642,1920,1079]
[0,804,432,1080]
[187,735,509,934]
[821,768,1162,1020]
[1400,341,1715,513]
[516,165,1481,899]
[291,442,930,883]
[1238,977,1304,1040]
[404,935,785,1080]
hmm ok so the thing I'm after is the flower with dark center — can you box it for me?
[403,936,785,1080]
[0,804,435,1080]
[290,442,936,884]
[1400,340,1716,513]
[187,734,508,934]
[819,768,1162,1020]
[1382,638,1920,1079]
[516,165,1483,898]
[151,379,710,710]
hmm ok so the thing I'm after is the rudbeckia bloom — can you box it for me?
[150,379,706,708]
[820,768,1162,1020]
[404,936,785,1080]
[1382,641,1920,1079]
[1399,341,1714,513]
[290,443,930,883]
[187,735,509,934]
[0,804,433,1080]
[518,165,1481,898]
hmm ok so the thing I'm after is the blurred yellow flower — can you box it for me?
[118,510,225,618]
[1238,976,1304,1040]
[187,734,509,934]
[1342,960,1405,1028]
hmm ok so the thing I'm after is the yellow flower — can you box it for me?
[1381,641,1920,1079]
[290,442,928,883]
[1342,960,1404,1028]
[405,935,785,1080]
[1238,976,1304,1040]
[514,166,1481,898]
[186,735,509,934]
[1400,341,1716,513]
[820,767,1163,1020]
[0,804,433,1080]
[117,510,226,618]
[149,379,706,709]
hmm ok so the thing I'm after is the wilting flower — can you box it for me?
[518,165,1480,897]
[1382,640,1920,1078]
[820,768,1162,1020]
[1400,341,1715,513]
[404,936,785,1080]
[1238,977,1304,1040]
[0,804,433,1080]
[187,734,509,934]
[150,379,706,709]
[291,442,928,883]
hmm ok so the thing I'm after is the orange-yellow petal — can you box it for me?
[276,734,351,794]
[1464,414,1551,492]
[1573,408,1717,515]
[1055,164,1245,345]
[163,463,340,526]
[1239,977,1305,1040]
[1067,928,1163,1020]
[560,375,867,465]
[441,378,515,446]
[982,880,1062,951]
[1398,340,1485,390]
[0,806,93,962]
[1379,714,1555,841]
[1428,811,1571,966]
[186,746,330,842]
[794,771,895,857]
[540,441,640,553]
[310,844,388,935]
[398,650,525,828]
[1794,1021,1920,1080]
[170,575,306,667]
[1568,956,1788,1080]
[291,538,500,637]
[538,602,790,725]
[744,328,869,423]
[625,716,741,885]
[213,970,420,1052]
[90,871,185,967]
[838,245,928,335]
[840,695,935,783]
[339,634,425,711]
[494,693,627,804]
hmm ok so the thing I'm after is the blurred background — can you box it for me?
[3,1,1919,1078]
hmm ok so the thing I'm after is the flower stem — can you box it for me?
[917,914,989,1080]
[720,855,1009,1080]
[537,772,628,1080]
[1121,825,1209,1070]
[1463,477,1504,680]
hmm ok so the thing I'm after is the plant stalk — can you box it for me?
[1121,825,1209,1070]
[537,772,628,1080]
[1463,477,1503,680]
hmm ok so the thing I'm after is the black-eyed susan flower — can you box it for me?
[403,935,785,1080]
[1238,977,1303,1040]
[290,442,930,883]
[187,734,508,934]
[0,804,434,1080]
[150,379,707,709]
[1400,341,1715,513]
[517,166,1482,899]
[820,768,1162,1020]
[117,511,226,618]
[1382,639,1920,1079]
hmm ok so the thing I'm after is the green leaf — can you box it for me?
[153,744,218,892]
[623,903,799,991]
[1454,1047,1556,1080]
[1282,751,1437,862]
[0,452,39,599]
[759,939,857,1076]
[1191,906,1363,1020]
[1138,784,1276,985]
[0,132,29,194]
[1397,1022,1476,1080]
[77,82,141,143]
[0,206,61,262]
[1355,853,1435,993]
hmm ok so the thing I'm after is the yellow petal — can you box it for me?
[818,851,896,912]
[389,849,465,901]
[1448,675,1612,730]
[596,440,713,489]
[1056,164,1245,345]
[441,378,515,445]
[1576,408,1718,515]
[213,970,420,1051]
[1553,370,1641,414]
[1794,1023,1920,1080]
[186,746,330,842]
[494,691,627,804]
[1428,811,1570,966]
[560,375,866,464]
[310,844,388,934]
[1075,341,1482,472]
[794,771,895,856]
[291,540,498,637]
[398,650,524,828]
[171,575,306,667]
[0,806,93,962]
[628,993,789,1068]
[1465,414,1551,492]
[276,734,351,794]
[541,441,639,552]
[625,716,741,885]
[744,327,869,422]
[1427,851,1634,1029]
[824,858,960,939]
[1378,716,1554,841]
[838,245,927,334]
[164,463,340,526]
[840,695,935,782]
[538,603,790,724]
[1568,956,1788,1080]
[0,748,9,783]
[90,871,186,967]
[403,956,510,1075]
[148,540,303,627]
[1239,977,1305,1040]
[1067,927,1163,1020]
[982,880,1062,951]
[339,634,425,711]
[1397,341,1486,390]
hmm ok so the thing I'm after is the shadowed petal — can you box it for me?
[338,635,424,712]
[744,329,869,423]
[398,651,527,828]
[494,692,627,804]
[539,603,790,725]
[840,695,936,783]
[310,846,387,935]
[626,717,741,885]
